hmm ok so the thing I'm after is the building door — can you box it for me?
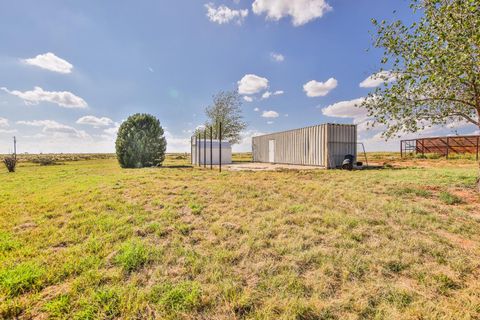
[268,140,275,163]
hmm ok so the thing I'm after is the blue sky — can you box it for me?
[0,0,475,153]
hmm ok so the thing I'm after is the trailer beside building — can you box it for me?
[252,123,357,169]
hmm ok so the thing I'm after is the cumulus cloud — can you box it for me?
[252,0,332,26]
[164,130,191,153]
[238,74,269,95]
[359,71,396,88]
[205,3,248,25]
[262,90,284,100]
[303,78,337,97]
[243,96,254,102]
[76,116,114,127]
[0,118,15,133]
[23,52,73,74]
[254,107,260,112]
[233,129,267,152]
[321,97,368,120]
[262,110,279,118]
[103,126,119,136]
[1,86,87,108]
[17,120,89,138]
[0,117,9,128]
[270,52,285,62]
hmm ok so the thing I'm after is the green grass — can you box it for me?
[114,239,154,273]
[439,191,464,205]
[0,262,45,297]
[0,153,479,319]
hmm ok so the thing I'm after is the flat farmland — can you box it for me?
[1,154,479,319]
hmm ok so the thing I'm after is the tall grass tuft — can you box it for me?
[3,156,17,172]
[114,240,152,273]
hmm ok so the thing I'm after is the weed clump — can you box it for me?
[0,262,45,297]
[3,156,17,172]
[439,192,463,205]
[114,240,152,273]
[149,281,202,313]
[31,157,59,166]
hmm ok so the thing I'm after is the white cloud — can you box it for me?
[23,52,73,74]
[262,90,283,100]
[76,116,114,127]
[254,107,260,112]
[205,3,248,25]
[0,117,9,128]
[252,0,332,26]
[262,110,279,118]
[164,130,191,153]
[238,74,269,95]
[321,97,368,120]
[359,71,396,88]
[17,120,89,139]
[0,118,14,133]
[103,125,119,136]
[267,121,274,124]
[270,52,285,62]
[0,129,17,134]
[1,86,87,109]
[243,96,254,102]
[233,129,267,152]
[303,78,337,97]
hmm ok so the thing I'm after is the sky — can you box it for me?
[0,0,477,154]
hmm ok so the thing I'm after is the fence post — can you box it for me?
[198,132,201,166]
[219,122,222,173]
[477,136,479,161]
[210,126,213,170]
[446,137,449,159]
[400,140,403,158]
[204,129,207,168]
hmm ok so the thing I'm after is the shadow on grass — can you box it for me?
[161,165,194,169]
[360,165,409,171]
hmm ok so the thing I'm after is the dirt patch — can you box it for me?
[437,230,478,251]
[450,188,480,204]
[14,222,37,231]
[226,162,325,171]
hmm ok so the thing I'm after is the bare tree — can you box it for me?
[201,91,247,144]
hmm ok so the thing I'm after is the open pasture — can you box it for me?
[1,154,479,319]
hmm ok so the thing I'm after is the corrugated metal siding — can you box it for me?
[191,139,232,165]
[252,124,356,168]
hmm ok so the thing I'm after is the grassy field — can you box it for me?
[1,154,479,319]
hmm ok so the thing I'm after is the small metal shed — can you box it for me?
[252,123,357,168]
[191,138,232,165]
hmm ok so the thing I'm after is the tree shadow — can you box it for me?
[161,165,194,169]
[360,165,409,171]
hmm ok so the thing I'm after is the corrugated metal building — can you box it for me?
[191,138,232,165]
[252,123,357,168]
